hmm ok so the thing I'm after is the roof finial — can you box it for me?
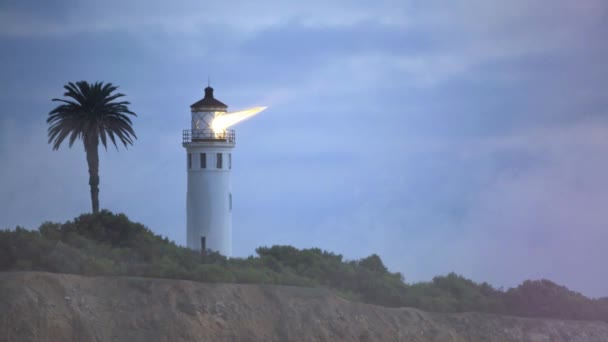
[208,76,210,88]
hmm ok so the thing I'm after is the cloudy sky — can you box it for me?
[1,0,607,297]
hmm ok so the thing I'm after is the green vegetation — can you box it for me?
[47,81,137,214]
[1,210,607,323]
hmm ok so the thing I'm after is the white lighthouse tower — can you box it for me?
[183,86,234,256]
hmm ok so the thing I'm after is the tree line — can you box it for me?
[1,211,607,323]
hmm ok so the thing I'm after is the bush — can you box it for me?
[1,210,607,323]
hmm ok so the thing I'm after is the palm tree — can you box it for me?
[47,81,137,214]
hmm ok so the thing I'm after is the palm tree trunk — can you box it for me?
[85,136,100,214]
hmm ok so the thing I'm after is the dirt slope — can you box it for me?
[1,272,608,341]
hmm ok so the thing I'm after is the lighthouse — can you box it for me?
[183,85,266,256]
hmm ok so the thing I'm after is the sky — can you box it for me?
[1,0,607,297]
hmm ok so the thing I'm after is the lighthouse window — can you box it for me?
[188,153,192,169]
[228,154,232,170]
[217,153,223,169]
[200,153,206,169]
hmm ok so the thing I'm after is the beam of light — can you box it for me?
[211,106,267,132]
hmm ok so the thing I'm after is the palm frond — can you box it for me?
[47,81,138,151]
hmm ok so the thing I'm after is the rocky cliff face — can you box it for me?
[2,272,608,342]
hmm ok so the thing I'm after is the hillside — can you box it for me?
[3,211,608,325]
[2,271,608,342]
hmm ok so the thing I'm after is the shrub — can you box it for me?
[1,210,606,323]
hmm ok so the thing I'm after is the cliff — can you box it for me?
[2,272,608,342]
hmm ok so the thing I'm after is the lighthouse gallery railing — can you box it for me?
[183,129,235,143]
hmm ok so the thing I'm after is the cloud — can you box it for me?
[458,121,608,297]
[1,0,608,298]
[0,118,90,229]
[0,0,411,37]
[287,118,608,297]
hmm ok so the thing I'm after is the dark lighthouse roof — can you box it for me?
[190,86,228,110]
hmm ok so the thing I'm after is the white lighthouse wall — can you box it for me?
[186,145,233,256]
